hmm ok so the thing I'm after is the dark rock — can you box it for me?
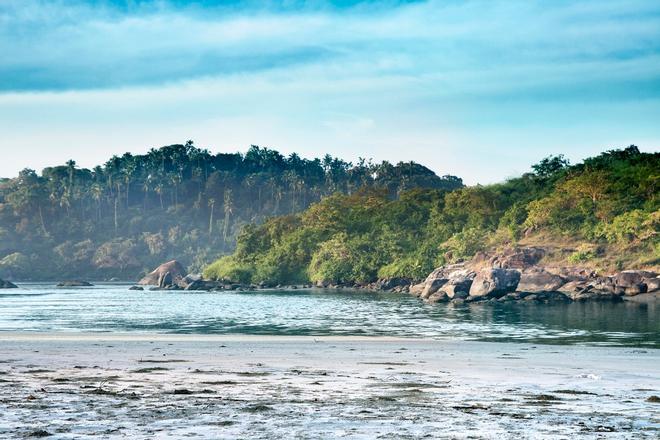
[158,271,173,288]
[56,280,93,287]
[128,286,144,291]
[517,269,566,293]
[614,270,656,287]
[469,268,521,298]
[138,260,187,286]
[183,278,221,291]
[524,291,570,302]
[27,429,52,437]
[375,277,411,291]
[0,279,18,288]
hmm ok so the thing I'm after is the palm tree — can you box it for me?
[155,182,165,210]
[122,158,137,209]
[90,183,103,222]
[208,198,215,235]
[222,189,233,245]
[65,159,76,199]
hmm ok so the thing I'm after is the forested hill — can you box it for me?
[0,142,463,280]
[204,146,659,285]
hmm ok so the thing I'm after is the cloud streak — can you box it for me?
[0,0,658,182]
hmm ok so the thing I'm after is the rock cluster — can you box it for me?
[0,279,18,289]
[398,248,658,304]
[136,250,659,304]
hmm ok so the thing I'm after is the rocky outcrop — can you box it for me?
[419,264,465,299]
[0,279,18,288]
[469,268,521,299]
[408,246,658,304]
[138,260,187,287]
[57,280,93,287]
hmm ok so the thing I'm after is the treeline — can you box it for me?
[0,142,462,280]
[204,146,659,285]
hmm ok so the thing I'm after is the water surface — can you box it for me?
[1,283,658,347]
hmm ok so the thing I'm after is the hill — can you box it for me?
[0,142,462,280]
[204,146,659,286]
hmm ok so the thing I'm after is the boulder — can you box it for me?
[427,291,449,303]
[437,269,475,299]
[138,260,187,287]
[128,286,144,291]
[57,280,93,287]
[644,277,660,293]
[469,268,521,298]
[441,283,470,299]
[420,278,448,299]
[614,270,657,286]
[409,283,425,297]
[374,277,411,291]
[516,269,567,293]
[0,279,18,289]
[419,263,466,299]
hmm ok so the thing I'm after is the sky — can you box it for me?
[0,0,659,184]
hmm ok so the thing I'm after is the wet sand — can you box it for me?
[0,333,658,439]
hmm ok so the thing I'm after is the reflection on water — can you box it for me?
[0,284,658,347]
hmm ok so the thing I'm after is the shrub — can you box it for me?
[567,245,597,264]
[203,256,254,284]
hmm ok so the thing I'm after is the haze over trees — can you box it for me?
[0,142,462,280]
[204,146,659,285]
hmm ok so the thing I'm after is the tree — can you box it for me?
[532,155,569,178]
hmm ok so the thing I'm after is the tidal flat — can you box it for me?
[0,334,658,439]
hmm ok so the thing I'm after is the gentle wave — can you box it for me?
[0,284,658,347]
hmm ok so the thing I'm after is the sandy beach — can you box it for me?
[0,333,658,439]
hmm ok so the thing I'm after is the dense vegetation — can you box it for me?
[205,146,659,285]
[0,142,462,280]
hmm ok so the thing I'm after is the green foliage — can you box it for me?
[595,209,659,244]
[203,256,254,284]
[0,143,461,280]
[568,245,598,264]
[206,145,659,285]
[440,227,489,263]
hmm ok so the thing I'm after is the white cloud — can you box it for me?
[0,0,658,182]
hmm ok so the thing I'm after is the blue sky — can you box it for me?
[1,0,659,183]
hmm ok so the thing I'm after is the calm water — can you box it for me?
[1,283,658,347]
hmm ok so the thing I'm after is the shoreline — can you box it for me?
[1,334,659,438]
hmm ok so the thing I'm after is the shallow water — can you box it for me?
[1,283,658,347]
